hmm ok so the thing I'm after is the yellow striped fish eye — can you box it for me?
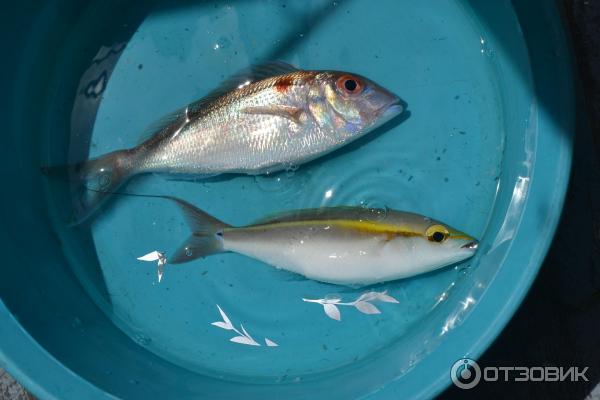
[426,224,449,243]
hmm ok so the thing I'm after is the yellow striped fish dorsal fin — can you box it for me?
[137,61,300,145]
[250,206,387,226]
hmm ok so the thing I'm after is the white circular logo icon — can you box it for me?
[450,358,481,389]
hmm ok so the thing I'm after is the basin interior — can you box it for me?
[0,1,571,399]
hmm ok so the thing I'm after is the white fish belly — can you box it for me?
[223,229,442,285]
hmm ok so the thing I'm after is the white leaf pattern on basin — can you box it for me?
[303,291,399,321]
[211,305,279,347]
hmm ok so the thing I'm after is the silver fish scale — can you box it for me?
[134,74,338,175]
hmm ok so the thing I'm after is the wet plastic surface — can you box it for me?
[0,1,574,399]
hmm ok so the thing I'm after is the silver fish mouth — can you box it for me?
[372,101,403,127]
[461,241,479,250]
[381,101,404,119]
[366,100,404,132]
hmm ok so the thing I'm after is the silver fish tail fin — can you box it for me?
[43,149,135,224]
[74,150,135,223]
[167,197,231,264]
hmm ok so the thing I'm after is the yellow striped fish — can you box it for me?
[165,197,478,286]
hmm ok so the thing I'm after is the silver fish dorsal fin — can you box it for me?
[205,60,300,100]
[137,108,190,146]
[137,61,300,145]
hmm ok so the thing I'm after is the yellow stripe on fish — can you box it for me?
[236,219,423,238]
[236,219,473,242]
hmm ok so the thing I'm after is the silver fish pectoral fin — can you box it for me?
[240,105,304,125]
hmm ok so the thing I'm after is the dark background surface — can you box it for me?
[441,0,600,398]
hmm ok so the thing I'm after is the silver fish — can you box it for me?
[162,197,478,286]
[72,62,403,222]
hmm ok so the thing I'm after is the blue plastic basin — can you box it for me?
[0,1,573,399]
